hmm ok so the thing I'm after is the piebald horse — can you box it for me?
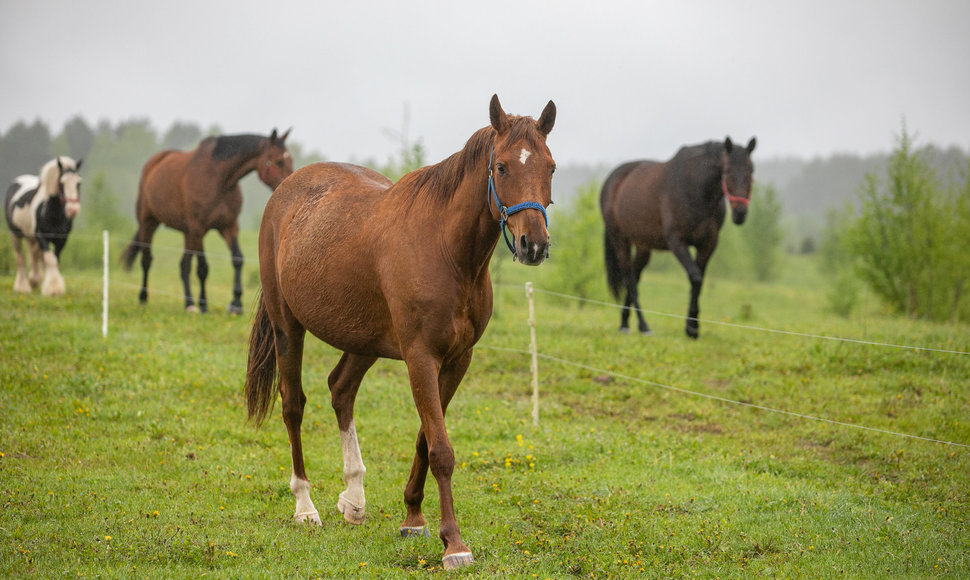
[245,95,556,569]
[122,129,293,313]
[4,156,83,296]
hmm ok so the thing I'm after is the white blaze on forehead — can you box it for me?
[519,148,531,165]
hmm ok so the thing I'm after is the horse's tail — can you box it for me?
[245,290,279,425]
[603,229,625,300]
[120,231,141,271]
[600,175,625,301]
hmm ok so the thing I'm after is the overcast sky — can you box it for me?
[2,1,968,166]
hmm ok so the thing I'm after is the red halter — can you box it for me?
[722,176,750,206]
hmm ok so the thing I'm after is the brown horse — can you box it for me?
[601,137,756,338]
[245,95,556,569]
[121,129,293,313]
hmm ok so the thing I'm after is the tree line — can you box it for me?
[3,117,968,322]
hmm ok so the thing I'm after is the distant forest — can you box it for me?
[2,116,967,249]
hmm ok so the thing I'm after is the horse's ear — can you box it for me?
[537,100,556,136]
[75,158,83,171]
[280,127,292,142]
[57,157,64,172]
[489,94,509,133]
[723,137,734,154]
[746,137,757,154]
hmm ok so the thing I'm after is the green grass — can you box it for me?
[1,229,968,577]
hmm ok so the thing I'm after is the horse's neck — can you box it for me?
[678,154,722,203]
[220,152,261,189]
[440,167,501,280]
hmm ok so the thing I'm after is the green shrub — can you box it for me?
[843,126,969,321]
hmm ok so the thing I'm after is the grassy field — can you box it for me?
[1,228,968,578]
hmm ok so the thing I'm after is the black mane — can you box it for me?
[209,134,265,161]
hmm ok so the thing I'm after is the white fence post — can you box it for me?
[102,230,109,338]
[525,282,539,426]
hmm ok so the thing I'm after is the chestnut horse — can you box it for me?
[245,95,556,569]
[121,129,293,313]
[601,137,756,338]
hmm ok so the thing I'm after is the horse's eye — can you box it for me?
[496,163,507,176]
[551,164,557,176]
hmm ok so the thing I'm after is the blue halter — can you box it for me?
[487,146,549,257]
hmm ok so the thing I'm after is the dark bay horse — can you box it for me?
[121,129,293,313]
[4,156,83,296]
[245,95,556,569]
[601,137,756,338]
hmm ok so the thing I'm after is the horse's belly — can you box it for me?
[277,231,400,358]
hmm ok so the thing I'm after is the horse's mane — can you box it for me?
[39,157,78,197]
[674,141,722,161]
[208,134,267,161]
[394,115,543,211]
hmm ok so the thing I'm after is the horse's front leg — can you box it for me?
[666,238,704,338]
[685,243,716,339]
[220,225,244,315]
[35,236,65,296]
[181,230,206,312]
[403,349,474,569]
[27,239,44,290]
[327,353,378,524]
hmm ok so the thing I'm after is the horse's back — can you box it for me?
[137,149,194,227]
[601,160,668,242]
[5,176,41,237]
[265,162,390,219]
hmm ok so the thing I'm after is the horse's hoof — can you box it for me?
[400,526,430,538]
[294,510,322,525]
[640,330,653,337]
[618,327,631,334]
[685,327,699,339]
[227,303,243,316]
[337,493,365,525]
[185,305,200,314]
[442,551,475,570]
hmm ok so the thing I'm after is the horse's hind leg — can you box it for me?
[137,221,159,304]
[402,349,474,569]
[628,247,652,335]
[274,322,321,524]
[10,234,31,293]
[327,352,378,524]
[612,240,637,333]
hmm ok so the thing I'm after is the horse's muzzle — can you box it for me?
[731,205,748,225]
[65,201,81,220]
[515,234,550,266]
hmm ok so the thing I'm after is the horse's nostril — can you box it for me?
[519,235,528,251]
